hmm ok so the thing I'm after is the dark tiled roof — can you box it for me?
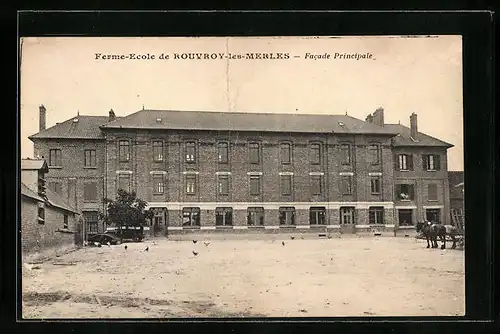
[29,116,119,140]
[21,182,44,202]
[21,159,49,172]
[384,124,453,148]
[45,187,79,214]
[100,109,399,135]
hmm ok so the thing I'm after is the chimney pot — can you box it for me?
[365,114,374,123]
[410,113,418,139]
[372,107,384,126]
[109,109,116,122]
[39,105,46,131]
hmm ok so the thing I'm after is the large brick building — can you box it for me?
[28,105,453,235]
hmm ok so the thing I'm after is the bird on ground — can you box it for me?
[192,240,197,244]
[145,246,149,252]
[124,245,128,250]
[282,241,285,246]
[290,236,295,240]
[192,250,199,256]
[204,241,210,247]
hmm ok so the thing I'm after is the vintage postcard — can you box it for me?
[19,36,464,318]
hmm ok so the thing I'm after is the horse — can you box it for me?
[416,221,459,250]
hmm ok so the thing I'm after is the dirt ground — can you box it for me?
[21,235,465,318]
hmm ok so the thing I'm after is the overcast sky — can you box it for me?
[20,36,463,170]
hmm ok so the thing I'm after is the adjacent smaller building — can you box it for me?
[21,158,81,261]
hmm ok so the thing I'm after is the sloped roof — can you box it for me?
[100,109,399,135]
[45,187,79,214]
[21,159,49,172]
[384,124,453,148]
[21,182,44,202]
[29,116,119,140]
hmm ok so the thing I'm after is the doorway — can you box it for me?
[398,209,413,226]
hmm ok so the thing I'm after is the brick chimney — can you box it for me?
[372,107,384,126]
[410,112,418,139]
[365,114,373,123]
[109,109,116,122]
[39,105,46,131]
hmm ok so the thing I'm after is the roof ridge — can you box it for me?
[141,108,351,117]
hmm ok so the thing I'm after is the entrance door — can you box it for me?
[339,207,355,233]
[426,209,441,223]
[398,209,413,227]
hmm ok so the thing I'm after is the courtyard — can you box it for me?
[21,235,465,318]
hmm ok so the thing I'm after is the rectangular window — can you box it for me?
[118,140,130,161]
[153,141,163,162]
[369,144,380,165]
[340,144,350,165]
[247,207,264,226]
[49,149,62,166]
[341,175,352,194]
[397,154,413,171]
[153,175,165,194]
[369,206,384,225]
[310,143,321,165]
[218,142,229,164]
[185,141,196,163]
[83,211,99,233]
[84,149,96,167]
[182,207,200,227]
[48,181,62,195]
[279,207,296,225]
[425,208,441,223]
[84,182,98,202]
[38,206,45,223]
[428,184,438,201]
[370,176,381,194]
[311,175,322,195]
[309,206,326,225]
[186,175,196,195]
[249,142,260,164]
[218,175,229,195]
[281,175,292,195]
[117,174,131,193]
[423,154,441,171]
[215,207,233,226]
[340,207,355,225]
[250,175,261,195]
[280,143,291,164]
[395,184,415,201]
[63,214,68,229]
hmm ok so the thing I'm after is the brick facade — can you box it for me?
[29,109,453,235]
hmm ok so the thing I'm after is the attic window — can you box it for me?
[156,118,162,123]
[338,122,345,126]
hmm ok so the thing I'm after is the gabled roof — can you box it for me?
[45,187,79,214]
[28,116,120,140]
[21,159,49,172]
[384,124,453,148]
[21,182,44,202]
[100,109,399,135]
